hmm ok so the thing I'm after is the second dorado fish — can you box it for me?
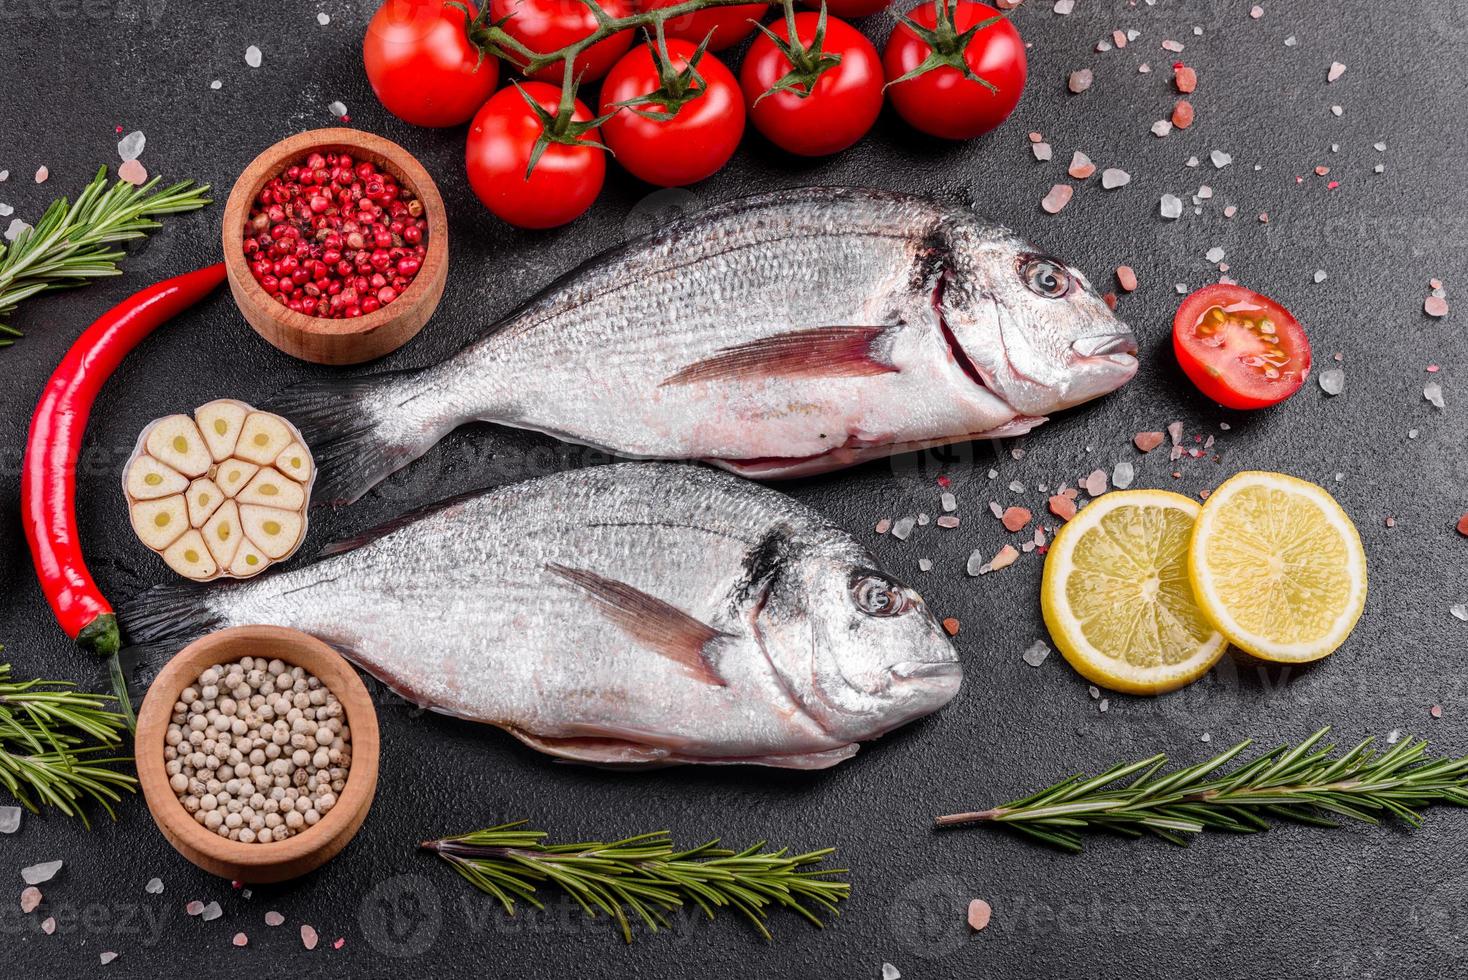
[278,187,1138,504]
[120,463,962,768]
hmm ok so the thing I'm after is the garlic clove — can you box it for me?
[162,530,218,581]
[201,500,241,568]
[131,495,189,551]
[237,467,305,510]
[240,504,304,560]
[229,536,269,577]
[125,454,188,501]
[145,415,211,477]
[195,400,250,462]
[215,460,260,499]
[235,412,294,465]
[186,478,225,528]
[274,442,313,485]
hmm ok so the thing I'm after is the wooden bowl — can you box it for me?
[222,128,448,365]
[135,625,380,883]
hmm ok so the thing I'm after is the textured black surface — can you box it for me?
[4,1,1468,976]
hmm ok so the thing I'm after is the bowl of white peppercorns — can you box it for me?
[135,625,379,883]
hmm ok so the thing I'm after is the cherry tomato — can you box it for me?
[883,1,1026,140]
[490,0,633,82]
[1172,284,1312,410]
[599,40,745,187]
[801,0,891,16]
[465,82,606,229]
[740,12,882,157]
[637,0,767,51]
[363,0,500,127]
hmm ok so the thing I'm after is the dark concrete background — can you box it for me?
[3,0,1467,976]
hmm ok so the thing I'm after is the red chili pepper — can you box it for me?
[21,263,226,721]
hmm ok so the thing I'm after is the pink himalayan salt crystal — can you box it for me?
[41,916,56,935]
[1048,495,1077,521]
[1116,266,1138,292]
[988,544,1020,572]
[333,937,346,949]
[968,898,993,931]
[35,166,48,183]
[118,159,148,186]
[1082,468,1108,496]
[1134,431,1165,452]
[1041,185,1074,214]
[233,933,249,947]
[1431,705,1443,719]
[186,900,205,916]
[21,886,42,913]
[1425,295,1449,318]
[301,924,319,950]
[1001,506,1032,532]
[266,910,286,926]
[1068,151,1095,179]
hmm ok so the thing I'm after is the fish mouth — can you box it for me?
[890,660,964,682]
[1071,332,1139,359]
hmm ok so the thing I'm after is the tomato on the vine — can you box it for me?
[599,39,745,187]
[490,0,634,82]
[1172,284,1312,410]
[740,9,882,157]
[883,0,1026,140]
[363,0,500,127]
[465,82,607,229]
[801,0,890,17]
[637,0,767,51]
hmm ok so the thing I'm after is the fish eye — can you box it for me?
[850,573,908,618]
[1018,255,1071,299]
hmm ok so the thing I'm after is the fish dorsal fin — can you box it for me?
[660,326,896,387]
[547,563,728,686]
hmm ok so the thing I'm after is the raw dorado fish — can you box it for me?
[120,463,963,768]
[275,186,1138,505]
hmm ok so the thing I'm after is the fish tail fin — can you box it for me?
[115,581,227,698]
[268,367,447,506]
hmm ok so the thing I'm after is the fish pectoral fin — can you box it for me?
[659,326,897,387]
[505,729,678,767]
[547,563,728,686]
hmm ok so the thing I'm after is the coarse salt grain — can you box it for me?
[245,45,263,67]
[1068,69,1093,93]
[1116,266,1137,291]
[1041,185,1074,214]
[21,861,62,885]
[1022,641,1051,667]
[1318,368,1345,395]
[34,166,48,183]
[118,159,148,186]
[1100,168,1130,189]
[317,11,331,25]
[1068,151,1095,179]
[1160,194,1182,220]
[20,887,42,913]
[968,899,992,931]
[1328,62,1346,82]
[117,130,145,161]
[302,924,319,949]
[145,878,164,895]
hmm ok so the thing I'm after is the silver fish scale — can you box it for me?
[188,463,959,767]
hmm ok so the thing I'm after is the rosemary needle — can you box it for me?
[423,821,850,942]
[0,166,211,346]
[935,727,1468,853]
[0,660,137,826]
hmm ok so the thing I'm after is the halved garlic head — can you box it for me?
[123,401,315,581]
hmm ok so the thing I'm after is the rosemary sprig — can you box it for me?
[0,166,211,346]
[423,820,850,942]
[0,659,137,826]
[935,727,1468,853]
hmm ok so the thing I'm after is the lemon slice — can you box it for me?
[1042,489,1228,694]
[1189,471,1366,663]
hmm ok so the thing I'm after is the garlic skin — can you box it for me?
[123,400,314,581]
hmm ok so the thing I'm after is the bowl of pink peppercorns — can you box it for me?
[135,625,380,883]
[223,128,448,365]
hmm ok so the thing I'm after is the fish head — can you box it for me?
[752,546,962,741]
[939,220,1139,417]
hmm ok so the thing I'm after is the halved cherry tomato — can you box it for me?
[638,0,768,50]
[465,82,606,229]
[490,0,633,82]
[599,39,745,187]
[1172,284,1311,409]
[883,0,1025,140]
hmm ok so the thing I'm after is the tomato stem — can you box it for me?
[752,0,844,105]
